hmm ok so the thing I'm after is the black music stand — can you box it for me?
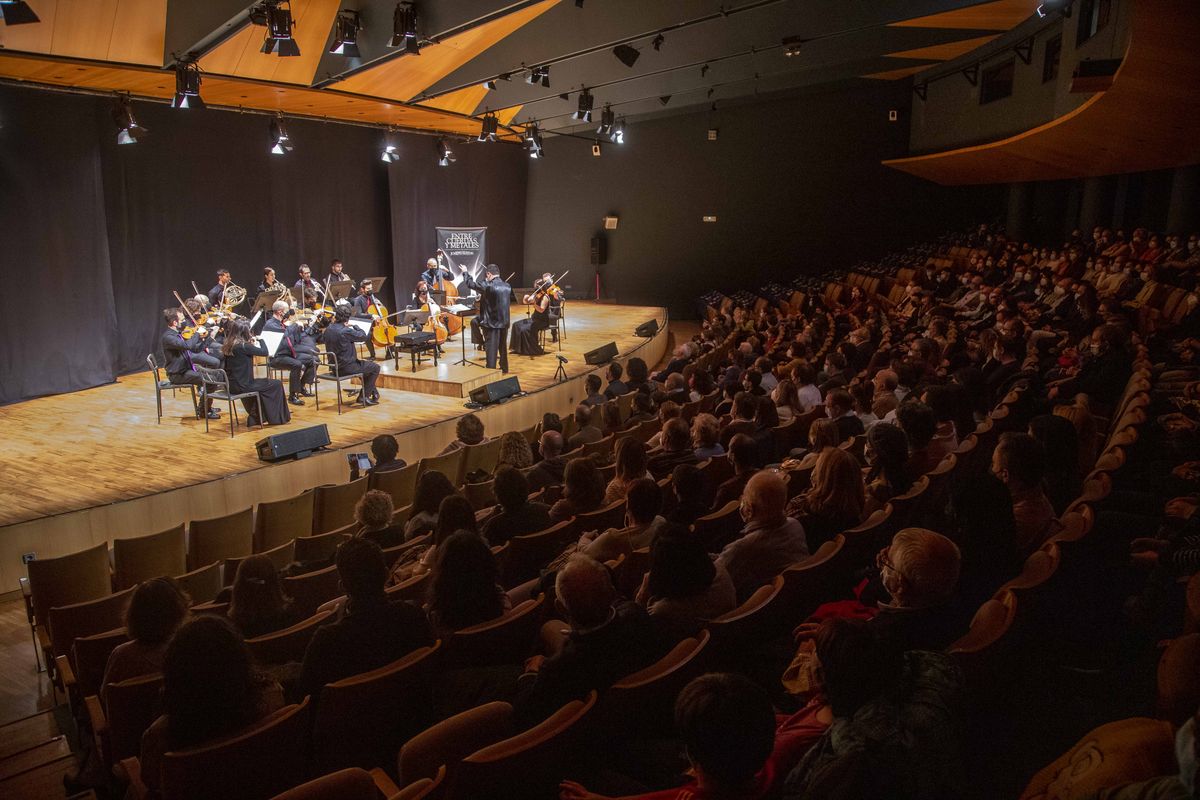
[327,282,354,303]
[449,304,482,367]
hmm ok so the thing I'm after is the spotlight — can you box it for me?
[651,34,664,51]
[390,2,419,54]
[612,118,625,145]
[251,1,300,57]
[329,10,362,58]
[524,124,544,159]
[270,116,293,155]
[612,44,640,68]
[380,133,400,162]
[436,137,455,166]
[782,35,807,57]
[596,105,614,136]
[112,96,148,145]
[658,95,671,106]
[573,88,593,122]
[0,0,39,24]
[484,79,497,90]
[478,112,499,142]
[171,57,205,109]
[527,65,550,88]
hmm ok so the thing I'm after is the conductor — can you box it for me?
[460,264,512,373]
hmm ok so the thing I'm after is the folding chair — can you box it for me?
[148,353,197,422]
[195,366,263,438]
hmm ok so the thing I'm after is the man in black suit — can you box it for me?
[322,304,381,406]
[206,269,232,308]
[461,264,512,373]
[264,301,316,405]
[352,279,382,360]
[824,388,865,443]
[161,307,219,419]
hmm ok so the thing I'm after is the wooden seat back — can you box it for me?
[255,490,314,552]
[594,631,710,739]
[690,500,742,553]
[458,439,502,485]
[313,478,369,534]
[369,462,420,510]
[188,507,254,571]
[174,562,224,605]
[398,702,514,788]
[246,610,333,666]
[28,542,114,630]
[104,673,164,763]
[72,628,129,699]
[282,565,343,618]
[112,525,187,591]
[48,587,132,663]
[441,597,544,670]
[224,540,296,587]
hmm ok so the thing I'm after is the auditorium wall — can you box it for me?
[522,81,1005,319]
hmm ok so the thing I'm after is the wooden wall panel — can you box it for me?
[200,0,341,86]
[0,0,165,66]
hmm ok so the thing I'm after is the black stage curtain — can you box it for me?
[387,137,528,297]
[0,83,525,404]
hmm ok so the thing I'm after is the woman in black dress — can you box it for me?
[510,278,551,356]
[221,319,291,427]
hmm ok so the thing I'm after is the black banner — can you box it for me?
[436,226,487,284]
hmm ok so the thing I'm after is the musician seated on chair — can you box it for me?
[257,266,287,300]
[352,280,381,360]
[161,307,219,420]
[322,304,381,407]
[264,300,316,406]
[207,268,232,308]
[541,272,564,342]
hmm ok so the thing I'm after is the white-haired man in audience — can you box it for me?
[528,430,566,492]
[717,471,809,602]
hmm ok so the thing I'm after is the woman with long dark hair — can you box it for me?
[550,458,607,522]
[604,437,651,505]
[426,531,509,635]
[510,278,552,356]
[863,422,914,515]
[404,470,457,539]
[227,555,301,639]
[220,318,290,426]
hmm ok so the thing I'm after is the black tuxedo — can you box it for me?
[322,321,380,397]
[161,327,214,413]
[461,273,512,371]
[264,315,316,397]
[207,283,227,308]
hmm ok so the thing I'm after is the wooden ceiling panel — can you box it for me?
[890,0,1033,31]
[418,85,489,116]
[0,0,58,54]
[200,0,341,86]
[861,65,934,81]
[106,0,168,65]
[336,0,559,103]
[0,0,166,66]
[496,104,522,126]
[885,34,1000,61]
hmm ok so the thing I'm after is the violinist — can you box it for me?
[322,304,381,406]
[207,269,232,308]
[264,300,316,405]
[540,272,565,343]
[352,279,382,359]
[183,297,225,366]
[511,277,551,357]
[221,318,291,427]
[161,307,219,420]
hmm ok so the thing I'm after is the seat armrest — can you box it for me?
[370,767,401,798]
[117,757,147,800]
[55,654,77,691]
[84,694,109,738]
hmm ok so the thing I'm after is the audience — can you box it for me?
[863,422,914,514]
[896,401,942,476]
[568,404,603,449]
[720,392,759,449]
[648,418,700,479]
[582,374,606,406]
[794,418,840,471]
[824,388,864,443]
[227,556,302,640]
[1028,413,1083,514]
[353,489,404,549]
[604,437,651,504]
[482,465,552,546]
[717,471,809,602]
[692,412,726,459]
[713,433,761,509]
[440,412,487,454]
[991,432,1059,555]
[635,526,737,639]
[102,577,190,700]
[528,430,567,492]
[348,433,406,481]
[426,531,510,637]
[667,463,710,526]
[773,379,802,422]
[581,477,667,562]
[603,361,629,399]
[786,448,865,552]
[496,430,534,470]
[404,470,457,539]
[550,458,607,522]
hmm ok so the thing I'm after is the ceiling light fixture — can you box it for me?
[596,104,615,137]
[658,95,671,106]
[0,0,39,24]
[380,130,400,163]
[251,1,300,57]
[329,10,362,57]
[524,123,544,159]
[436,137,455,166]
[1037,0,1072,17]
[611,118,625,145]
[171,56,205,109]
[573,88,594,122]
[390,2,420,54]
[782,35,807,57]
[478,112,499,142]
[527,64,550,88]
[112,95,147,145]
[612,44,640,68]
[651,34,665,51]
[270,116,293,155]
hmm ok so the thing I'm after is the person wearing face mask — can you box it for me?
[716,471,808,603]
[1096,259,1131,300]
[1048,323,1133,408]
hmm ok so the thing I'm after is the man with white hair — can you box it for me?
[653,342,694,382]
[872,527,966,651]
[717,471,809,602]
[263,300,316,404]
[515,554,668,723]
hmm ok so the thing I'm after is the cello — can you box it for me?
[365,284,398,350]
[414,281,448,344]
[433,249,463,337]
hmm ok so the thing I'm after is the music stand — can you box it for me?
[450,306,481,367]
[362,277,388,294]
[327,282,354,303]
[249,291,281,333]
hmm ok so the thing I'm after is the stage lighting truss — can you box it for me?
[329,10,362,57]
[478,112,499,142]
[524,124,544,159]
[270,116,293,155]
[390,2,420,54]
[171,57,205,109]
[113,95,148,144]
[573,88,594,122]
[252,0,301,57]
[436,137,456,166]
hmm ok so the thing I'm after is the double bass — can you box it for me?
[432,249,463,337]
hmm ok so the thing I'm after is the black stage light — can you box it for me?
[527,64,550,88]
[651,34,664,51]
[595,104,614,136]
[573,88,593,122]
[611,118,625,145]
[390,2,419,53]
[253,1,300,57]
[612,44,639,68]
[524,123,544,159]
[436,137,455,166]
[658,95,671,106]
[1037,0,1072,17]
[113,96,148,144]
[172,57,205,109]
[484,79,497,90]
[478,112,499,142]
[380,140,400,163]
[782,35,808,57]
[329,10,362,57]
[270,117,293,155]
[0,0,39,24]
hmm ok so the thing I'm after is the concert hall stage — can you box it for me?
[0,302,670,593]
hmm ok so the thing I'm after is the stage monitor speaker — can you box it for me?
[584,341,618,365]
[634,319,659,338]
[469,375,522,406]
[256,424,331,462]
[590,234,607,265]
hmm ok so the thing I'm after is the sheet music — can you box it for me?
[348,318,374,336]
[446,303,475,314]
[258,330,285,357]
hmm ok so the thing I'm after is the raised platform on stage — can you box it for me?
[0,301,670,592]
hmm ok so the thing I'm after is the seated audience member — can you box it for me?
[1028,414,1083,515]
[949,474,1022,610]
[604,437,652,504]
[349,433,406,480]
[603,361,629,399]
[720,392,760,449]
[297,538,433,698]
[140,616,285,795]
[581,478,667,562]
[863,422,914,514]
[992,432,1059,555]
[663,372,691,405]
[582,374,607,406]
[794,418,840,471]
[1048,323,1133,409]
[717,471,809,602]
[646,401,682,449]
[600,401,625,436]
[692,413,726,460]
[849,382,879,430]
[103,577,190,700]
[226,556,302,640]
[626,357,654,394]
[426,531,510,637]
[399,495,479,580]
[482,464,552,544]
[668,463,709,526]
[921,385,960,463]
[869,527,967,651]
[496,430,534,470]
[625,392,657,427]
[404,470,457,539]
[654,344,694,383]
[648,418,701,479]
[528,430,568,492]
[516,554,670,723]
[787,448,865,552]
[568,403,603,450]
[793,362,823,413]
[713,433,761,510]
[784,617,965,800]
[635,526,737,638]
[353,489,404,549]
[550,458,607,522]
[818,352,850,394]
[984,335,1023,404]
[896,401,941,477]
[561,672,831,800]
[773,379,802,423]
[440,412,487,454]
[824,388,864,443]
